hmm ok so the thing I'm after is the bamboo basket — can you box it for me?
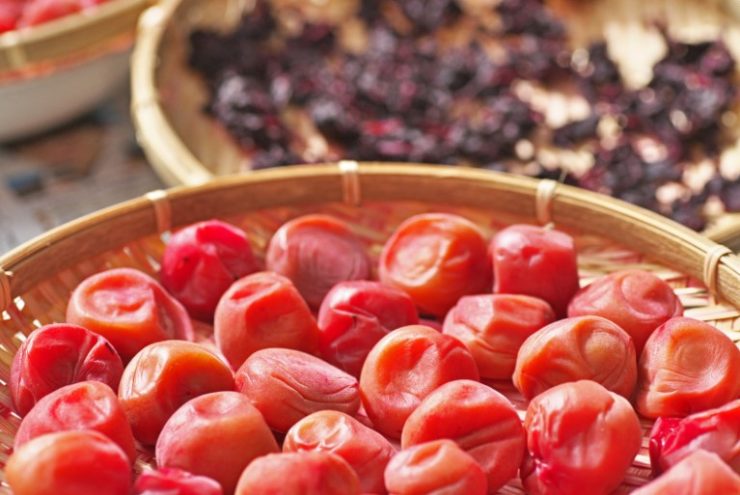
[130,0,740,247]
[0,164,738,493]
[0,0,151,141]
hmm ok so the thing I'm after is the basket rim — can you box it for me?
[0,163,738,313]
[0,0,151,75]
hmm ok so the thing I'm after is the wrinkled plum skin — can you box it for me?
[15,381,136,463]
[568,269,683,353]
[266,215,371,309]
[379,213,491,318]
[637,317,740,418]
[66,268,194,362]
[401,379,525,493]
[359,325,479,439]
[522,380,642,495]
[284,410,396,494]
[5,430,131,495]
[118,340,235,445]
[649,398,740,474]
[160,220,259,321]
[633,450,740,495]
[235,451,361,495]
[236,348,360,432]
[513,315,638,400]
[317,280,419,376]
[134,468,223,495]
[491,224,579,318]
[10,323,124,416]
[384,439,488,495]
[214,271,320,369]
[443,294,555,380]
[156,391,279,494]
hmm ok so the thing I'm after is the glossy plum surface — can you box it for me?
[214,271,320,369]
[66,268,193,361]
[235,348,360,432]
[379,213,491,318]
[632,450,740,495]
[491,225,579,317]
[317,280,419,376]
[359,325,479,438]
[266,215,371,308]
[10,323,123,416]
[118,340,235,445]
[443,294,555,380]
[134,468,223,495]
[161,220,259,321]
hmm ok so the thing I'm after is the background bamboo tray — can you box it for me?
[0,164,738,493]
[130,0,740,248]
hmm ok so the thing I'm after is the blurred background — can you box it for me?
[0,0,738,252]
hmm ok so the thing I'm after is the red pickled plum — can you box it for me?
[15,381,136,463]
[119,340,235,445]
[513,315,637,400]
[135,468,223,495]
[637,317,740,418]
[156,391,279,494]
[284,410,396,493]
[236,348,360,432]
[491,224,579,317]
[10,323,123,416]
[6,430,131,495]
[385,439,488,495]
[266,214,371,308]
[379,213,491,318]
[650,398,740,474]
[235,451,361,495]
[401,379,525,493]
[633,450,740,495]
[67,268,193,361]
[443,294,555,380]
[568,269,683,352]
[359,325,479,438]
[214,271,320,369]
[161,219,259,321]
[318,280,419,376]
[522,380,642,495]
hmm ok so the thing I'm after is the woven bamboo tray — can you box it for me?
[0,164,738,493]
[130,0,740,248]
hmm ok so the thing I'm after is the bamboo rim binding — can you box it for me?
[0,267,10,313]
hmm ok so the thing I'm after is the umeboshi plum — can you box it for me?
[156,391,279,494]
[379,213,491,318]
[118,340,235,445]
[18,0,83,27]
[235,348,360,432]
[317,280,419,376]
[567,269,683,353]
[490,224,579,317]
[135,468,223,495]
[637,317,740,418]
[214,271,320,369]
[384,439,488,495]
[442,294,555,380]
[513,315,637,400]
[160,219,259,321]
[266,214,371,308]
[359,325,479,438]
[283,410,396,493]
[10,323,123,416]
[6,430,131,495]
[15,381,136,463]
[401,380,525,493]
[67,268,193,362]
[649,398,740,474]
[234,451,361,495]
[633,450,740,495]
[521,380,642,495]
